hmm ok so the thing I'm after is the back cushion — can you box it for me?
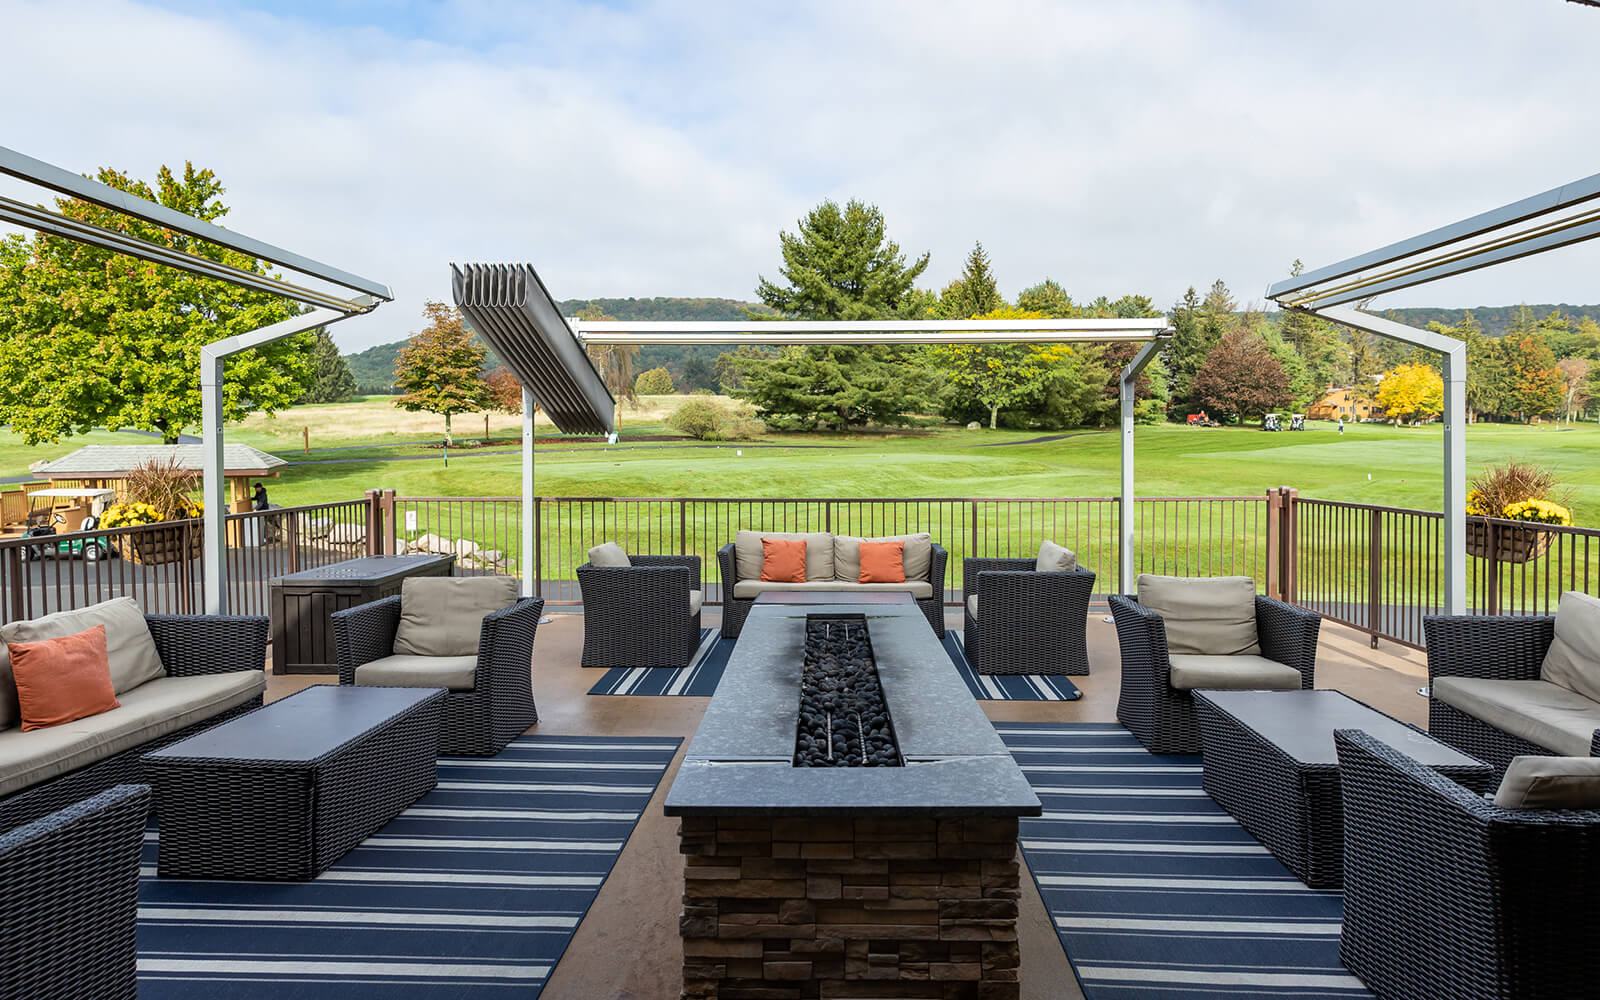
[858,541,906,583]
[586,541,632,568]
[0,596,165,698]
[1036,540,1078,573]
[835,533,932,583]
[8,625,120,731]
[759,538,808,583]
[1541,591,1600,703]
[735,530,834,582]
[1495,754,1600,809]
[1137,574,1261,656]
[393,576,520,658]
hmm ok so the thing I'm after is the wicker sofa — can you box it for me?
[0,599,267,831]
[716,531,949,639]
[0,783,151,1000]
[576,554,703,667]
[1335,729,1600,1000]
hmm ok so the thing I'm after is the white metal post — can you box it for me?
[1119,343,1161,595]
[521,386,536,599]
[200,348,227,614]
[1443,342,1467,615]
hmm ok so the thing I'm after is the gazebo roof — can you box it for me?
[36,444,287,479]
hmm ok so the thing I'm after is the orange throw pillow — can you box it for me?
[859,540,906,583]
[760,538,807,582]
[8,624,119,731]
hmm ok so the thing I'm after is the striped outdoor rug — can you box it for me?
[587,629,1080,701]
[136,734,681,998]
[998,722,1372,1000]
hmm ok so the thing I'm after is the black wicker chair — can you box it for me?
[0,613,267,832]
[716,543,949,639]
[1335,729,1600,1000]
[576,555,702,667]
[962,559,1096,675]
[0,783,151,1000]
[1423,614,1599,773]
[1109,593,1320,754]
[332,596,543,756]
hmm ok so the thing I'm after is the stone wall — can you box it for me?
[678,815,1022,999]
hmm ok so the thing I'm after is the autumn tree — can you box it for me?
[484,368,524,414]
[1189,328,1292,423]
[393,301,491,443]
[296,329,358,404]
[1375,363,1444,424]
[0,162,312,444]
[1558,357,1591,423]
[1503,329,1563,421]
[938,242,1003,318]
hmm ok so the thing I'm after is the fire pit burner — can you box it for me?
[793,615,902,767]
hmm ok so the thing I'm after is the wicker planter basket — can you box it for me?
[1465,520,1551,564]
[113,523,202,565]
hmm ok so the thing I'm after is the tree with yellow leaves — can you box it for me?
[930,308,1073,429]
[1375,362,1444,425]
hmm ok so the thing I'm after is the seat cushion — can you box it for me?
[355,654,478,692]
[0,596,165,700]
[731,580,934,600]
[393,576,519,658]
[587,541,631,568]
[1542,591,1600,703]
[1036,540,1078,573]
[0,669,265,798]
[690,590,704,616]
[1433,676,1600,757]
[1167,653,1302,691]
[735,531,834,582]
[966,595,979,618]
[835,533,932,584]
[1138,575,1261,656]
[1494,754,1600,809]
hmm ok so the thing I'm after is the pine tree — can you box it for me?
[938,242,1003,319]
[1015,279,1074,317]
[755,199,929,320]
[1165,285,1220,413]
[296,329,358,404]
[393,301,491,444]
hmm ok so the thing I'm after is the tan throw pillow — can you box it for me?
[834,533,932,583]
[1541,591,1600,704]
[0,644,18,730]
[0,596,165,696]
[393,576,520,658]
[1137,574,1261,656]
[1494,755,1600,809]
[587,541,631,568]
[734,530,834,582]
[1036,540,1078,573]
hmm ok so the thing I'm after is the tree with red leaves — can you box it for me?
[1190,329,1292,423]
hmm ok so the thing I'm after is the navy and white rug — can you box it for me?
[998,722,1371,999]
[587,629,1081,701]
[137,734,681,998]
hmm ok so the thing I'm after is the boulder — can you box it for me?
[327,523,366,546]
[413,533,451,555]
[453,538,479,557]
[477,549,504,564]
[965,421,982,431]
[299,515,333,539]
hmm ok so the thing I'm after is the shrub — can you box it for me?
[669,398,728,440]
[635,367,674,395]
[725,417,767,440]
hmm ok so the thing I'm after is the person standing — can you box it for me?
[1338,415,1345,436]
[251,482,270,511]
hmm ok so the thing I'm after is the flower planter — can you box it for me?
[113,522,202,566]
[1465,520,1551,564]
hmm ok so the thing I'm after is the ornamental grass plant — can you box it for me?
[1467,460,1574,526]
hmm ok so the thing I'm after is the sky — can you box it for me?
[4,0,1600,351]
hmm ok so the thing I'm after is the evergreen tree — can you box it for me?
[296,329,358,404]
[755,199,929,320]
[1278,261,1344,394]
[938,242,1003,318]
[1015,279,1074,317]
[393,301,492,444]
[1165,285,1219,413]
[1345,330,1384,400]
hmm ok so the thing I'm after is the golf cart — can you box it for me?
[20,488,119,562]
[1185,411,1221,427]
[1263,413,1283,432]
[1289,413,1306,431]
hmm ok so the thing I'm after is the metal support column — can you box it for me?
[521,386,536,599]
[1119,343,1161,595]
[1442,341,1468,615]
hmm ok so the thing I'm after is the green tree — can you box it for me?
[1190,328,1292,423]
[0,162,312,444]
[734,345,936,430]
[393,300,491,444]
[929,308,1071,428]
[635,367,674,395]
[1504,332,1563,421]
[938,242,1003,318]
[1164,285,1219,412]
[680,355,716,392]
[1279,261,1344,394]
[1015,279,1075,317]
[755,199,929,320]
[296,329,358,404]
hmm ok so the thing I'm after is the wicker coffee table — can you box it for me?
[1193,689,1494,888]
[143,685,445,880]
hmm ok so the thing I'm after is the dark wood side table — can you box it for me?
[270,553,455,673]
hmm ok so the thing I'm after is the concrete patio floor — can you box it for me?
[265,608,1430,1000]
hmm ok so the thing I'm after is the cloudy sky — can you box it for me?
[5,0,1599,350]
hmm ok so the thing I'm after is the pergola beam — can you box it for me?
[573,318,1169,346]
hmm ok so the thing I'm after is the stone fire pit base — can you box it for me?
[679,815,1022,1000]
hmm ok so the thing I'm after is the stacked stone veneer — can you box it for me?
[678,814,1022,1000]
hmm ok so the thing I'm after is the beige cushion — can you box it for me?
[393,576,519,658]
[354,654,478,692]
[1541,591,1600,703]
[0,669,264,798]
[587,541,631,568]
[1167,653,1302,691]
[1036,540,1078,573]
[1494,755,1600,809]
[1432,677,1600,757]
[834,533,932,583]
[1138,575,1261,656]
[966,595,979,618]
[0,597,165,699]
[0,645,17,731]
[730,579,934,600]
[689,590,704,616]
[734,530,834,583]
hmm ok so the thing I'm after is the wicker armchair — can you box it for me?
[716,543,949,639]
[1335,729,1600,1000]
[0,613,267,832]
[332,596,543,756]
[0,784,151,1000]
[576,555,702,667]
[1422,614,1599,773]
[1109,593,1320,754]
[962,559,1096,675]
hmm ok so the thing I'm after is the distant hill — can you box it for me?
[1382,304,1600,336]
[345,296,772,394]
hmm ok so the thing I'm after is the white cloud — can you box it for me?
[4,0,1599,350]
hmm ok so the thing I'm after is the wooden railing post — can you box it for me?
[1265,488,1282,600]
[285,514,300,575]
[1368,508,1382,649]
[381,489,398,555]
[364,489,382,556]
[1282,487,1299,604]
